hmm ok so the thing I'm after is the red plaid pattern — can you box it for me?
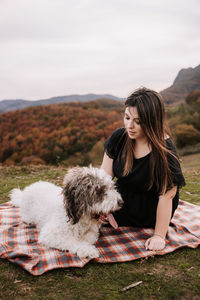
[0,200,199,275]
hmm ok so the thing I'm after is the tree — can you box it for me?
[174,124,200,148]
[185,90,200,110]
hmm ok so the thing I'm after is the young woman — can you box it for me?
[101,87,185,251]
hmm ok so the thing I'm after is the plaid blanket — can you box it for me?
[0,200,200,276]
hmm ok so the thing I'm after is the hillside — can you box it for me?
[0,93,123,113]
[0,99,123,165]
[160,64,200,104]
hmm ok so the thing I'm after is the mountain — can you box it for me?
[1,64,199,111]
[0,93,123,113]
[160,64,200,104]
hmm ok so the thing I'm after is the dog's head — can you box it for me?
[62,166,123,225]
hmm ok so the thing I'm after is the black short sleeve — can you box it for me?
[166,138,186,188]
[104,128,125,159]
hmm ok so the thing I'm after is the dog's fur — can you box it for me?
[10,166,123,258]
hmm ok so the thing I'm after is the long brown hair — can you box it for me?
[122,87,177,195]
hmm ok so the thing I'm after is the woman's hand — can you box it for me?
[145,235,166,251]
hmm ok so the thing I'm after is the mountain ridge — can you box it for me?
[160,64,200,104]
[0,93,124,113]
[1,64,200,112]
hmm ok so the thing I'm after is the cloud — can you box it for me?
[0,0,199,99]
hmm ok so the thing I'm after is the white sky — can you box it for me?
[0,0,199,100]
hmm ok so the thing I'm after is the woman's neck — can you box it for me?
[133,138,151,159]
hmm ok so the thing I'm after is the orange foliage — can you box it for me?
[0,101,123,165]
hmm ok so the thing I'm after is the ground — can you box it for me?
[0,154,199,300]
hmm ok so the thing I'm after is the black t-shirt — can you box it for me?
[104,128,186,228]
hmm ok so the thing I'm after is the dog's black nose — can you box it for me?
[118,198,123,208]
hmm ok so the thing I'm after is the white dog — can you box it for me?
[10,166,123,258]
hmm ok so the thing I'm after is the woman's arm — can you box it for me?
[145,186,177,250]
[154,186,177,238]
[100,152,114,178]
[100,152,119,229]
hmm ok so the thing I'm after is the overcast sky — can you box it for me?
[0,0,199,100]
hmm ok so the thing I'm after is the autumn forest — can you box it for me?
[0,99,123,166]
[0,91,200,166]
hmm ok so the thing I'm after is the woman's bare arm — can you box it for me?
[145,186,177,250]
[154,186,177,239]
[100,152,114,178]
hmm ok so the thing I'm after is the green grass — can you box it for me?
[180,153,200,205]
[0,155,200,300]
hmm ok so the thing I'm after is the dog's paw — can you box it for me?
[77,245,99,259]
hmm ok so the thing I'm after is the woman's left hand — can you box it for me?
[145,235,166,251]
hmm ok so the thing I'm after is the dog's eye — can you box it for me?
[92,214,99,219]
[95,185,106,196]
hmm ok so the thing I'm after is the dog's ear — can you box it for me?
[63,182,87,225]
[62,167,107,224]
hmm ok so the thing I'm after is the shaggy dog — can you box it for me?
[10,166,123,258]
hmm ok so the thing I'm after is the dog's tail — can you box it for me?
[9,188,23,207]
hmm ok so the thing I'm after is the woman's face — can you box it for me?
[124,106,146,140]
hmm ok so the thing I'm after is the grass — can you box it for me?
[0,154,200,300]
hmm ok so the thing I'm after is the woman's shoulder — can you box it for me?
[104,127,126,159]
[110,127,126,139]
[165,136,176,152]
